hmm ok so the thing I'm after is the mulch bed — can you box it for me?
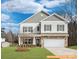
[16,47,30,52]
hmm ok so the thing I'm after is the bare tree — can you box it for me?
[1,28,6,38]
[65,0,77,46]
[55,0,77,46]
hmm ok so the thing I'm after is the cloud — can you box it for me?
[1,13,10,20]
[40,0,66,8]
[2,0,43,13]
[1,23,19,28]
[1,23,19,33]
[1,13,10,22]
[1,13,13,22]
[2,0,70,13]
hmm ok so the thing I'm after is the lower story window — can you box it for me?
[24,39,33,44]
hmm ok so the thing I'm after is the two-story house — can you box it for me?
[18,11,69,47]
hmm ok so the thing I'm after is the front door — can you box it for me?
[36,39,41,46]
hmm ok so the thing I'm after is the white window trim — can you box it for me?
[23,27,33,32]
[57,24,64,31]
[44,24,51,31]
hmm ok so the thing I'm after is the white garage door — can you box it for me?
[44,39,65,47]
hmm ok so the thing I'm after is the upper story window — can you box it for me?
[23,27,27,32]
[23,27,33,32]
[28,27,33,32]
[44,24,51,31]
[57,25,64,31]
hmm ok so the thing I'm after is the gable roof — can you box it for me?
[40,13,69,23]
[20,11,49,24]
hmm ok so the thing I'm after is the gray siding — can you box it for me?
[23,11,49,23]
[44,15,64,21]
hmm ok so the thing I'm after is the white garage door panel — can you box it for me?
[44,39,65,47]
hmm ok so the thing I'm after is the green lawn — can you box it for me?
[1,47,58,59]
[68,45,77,49]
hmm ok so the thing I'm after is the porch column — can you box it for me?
[18,37,21,45]
[41,37,44,48]
[33,37,36,45]
[65,36,68,47]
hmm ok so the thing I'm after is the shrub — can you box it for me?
[10,43,18,47]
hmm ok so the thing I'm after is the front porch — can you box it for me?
[18,37,42,47]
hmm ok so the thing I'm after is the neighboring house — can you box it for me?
[1,33,10,48]
[1,38,5,43]
[18,11,69,48]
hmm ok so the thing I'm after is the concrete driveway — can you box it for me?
[46,48,77,56]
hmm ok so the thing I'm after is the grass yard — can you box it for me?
[1,47,58,59]
[68,45,77,49]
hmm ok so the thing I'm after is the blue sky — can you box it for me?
[1,0,77,33]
